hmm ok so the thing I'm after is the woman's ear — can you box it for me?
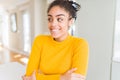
[68,18,75,30]
[69,18,75,27]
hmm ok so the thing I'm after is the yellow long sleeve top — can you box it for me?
[25,35,89,80]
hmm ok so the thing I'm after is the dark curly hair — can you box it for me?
[47,0,81,20]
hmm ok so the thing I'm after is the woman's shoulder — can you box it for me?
[34,34,51,42]
[71,36,87,42]
[35,34,50,39]
[71,36,88,45]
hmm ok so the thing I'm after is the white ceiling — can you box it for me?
[0,0,27,9]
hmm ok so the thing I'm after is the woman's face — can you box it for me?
[48,6,73,41]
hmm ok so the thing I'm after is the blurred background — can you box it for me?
[0,0,120,80]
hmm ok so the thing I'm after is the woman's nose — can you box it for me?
[51,19,57,27]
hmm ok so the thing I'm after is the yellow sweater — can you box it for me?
[26,35,89,80]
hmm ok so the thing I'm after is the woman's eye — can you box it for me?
[57,18,63,22]
[48,18,53,22]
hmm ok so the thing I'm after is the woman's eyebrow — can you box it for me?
[48,14,65,17]
[48,14,52,17]
[56,14,65,17]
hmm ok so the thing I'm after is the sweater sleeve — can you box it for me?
[25,36,61,80]
[36,73,60,80]
[72,39,89,76]
[25,36,41,76]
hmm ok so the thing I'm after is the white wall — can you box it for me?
[0,10,9,47]
[111,0,120,80]
[5,0,49,54]
[5,1,32,54]
[111,61,120,80]
[113,0,120,62]
[33,0,48,37]
[1,0,48,55]
[75,0,116,80]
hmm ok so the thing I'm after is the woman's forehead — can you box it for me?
[48,6,69,17]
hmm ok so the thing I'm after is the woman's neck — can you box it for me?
[54,33,69,42]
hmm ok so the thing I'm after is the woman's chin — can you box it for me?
[52,36,59,39]
[51,34,59,39]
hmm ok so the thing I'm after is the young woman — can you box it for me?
[22,0,89,80]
